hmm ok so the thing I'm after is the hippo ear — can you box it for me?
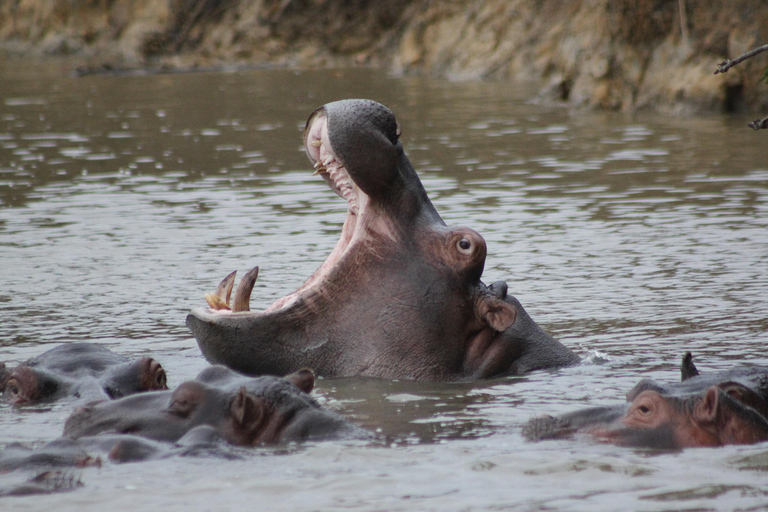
[695,386,721,423]
[476,295,517,332]
[231,387,268,435]
[284,368,315,394]
[681,352,699,381]
[719,382,766,416]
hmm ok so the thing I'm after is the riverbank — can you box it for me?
[2,0,767,113]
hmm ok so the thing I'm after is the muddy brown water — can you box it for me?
[1,57,767,511]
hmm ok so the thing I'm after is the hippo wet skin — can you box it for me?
[63,366,365,446]
[0,343,168,404]
[524,353,768,449]
[186,100,579,380]
[0,438,100,497]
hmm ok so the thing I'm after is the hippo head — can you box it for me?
[187,100,576,381]
[63,367,362,446]
[525,386,768,449]
[1,344,169,405]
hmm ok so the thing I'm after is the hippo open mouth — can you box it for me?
[187,99,578,380]
[203,103,394,316]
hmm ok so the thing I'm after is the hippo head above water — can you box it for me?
[63,366,363,446]
[187,99,579,380]
[524,354,768,449]
[1,343,168,405]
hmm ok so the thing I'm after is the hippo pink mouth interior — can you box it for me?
[203,109,377,314]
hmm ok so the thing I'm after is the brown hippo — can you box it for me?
[1,343,168,404]
[186,99,579,381]
[63,366,366,446]
[524,353,768,448]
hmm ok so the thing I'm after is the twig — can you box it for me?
[678,0,689,48]
[714,44,768,74]
[173,0,209,52]
[747,116,768,130]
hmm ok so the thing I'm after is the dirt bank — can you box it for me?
[2,0,767,113]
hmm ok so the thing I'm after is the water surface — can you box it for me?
[1,57,767,511]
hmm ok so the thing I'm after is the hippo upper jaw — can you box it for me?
[194,104,400,319]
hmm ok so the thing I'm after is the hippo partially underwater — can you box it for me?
[1,343,168,404]
[187,99,579,380]
[63,366,364,446]
[524,353,768,449]
[0,367,363,497]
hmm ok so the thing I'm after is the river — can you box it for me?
[1,56,767,511]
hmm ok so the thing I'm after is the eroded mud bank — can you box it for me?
[2,0,767,112]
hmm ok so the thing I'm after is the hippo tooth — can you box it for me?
[205,293,231,311]
[216,270,237,306]
[313,160,327,175]
[232,266,259,313]
[310,139,322,147]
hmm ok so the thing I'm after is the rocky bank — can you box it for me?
[2,0,767,113]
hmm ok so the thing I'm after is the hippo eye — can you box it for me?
[457,238,472,254]
[155,370,167,389]
[169,399,196,418]
[638,404,651,414]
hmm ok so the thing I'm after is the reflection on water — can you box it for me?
[1,58,767,511]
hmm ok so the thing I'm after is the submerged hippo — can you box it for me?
[0,430,238,497]
[524,353,768,448]
[1,343,168,404]
[0,438,99,497]
[63,366,365,446]
[187,99,579,380]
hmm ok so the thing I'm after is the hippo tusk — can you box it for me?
[232,266,259,313]
[205,293,229,310]
[205,270,237,310]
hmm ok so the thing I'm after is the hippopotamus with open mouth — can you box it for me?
[186,99,579,380]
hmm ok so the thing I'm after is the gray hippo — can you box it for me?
[524,353,768,448]
[63,366,366,446]
[1,343,168,404]
[0,367,355,497]
[0,438,99,497]
[186,99,579,381]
